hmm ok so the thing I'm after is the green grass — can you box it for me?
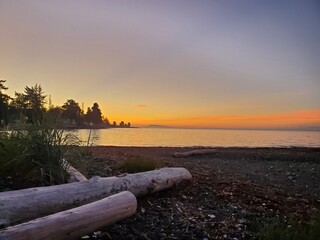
[64,145,94,178]
[0,113,82,186]
[120,156,159,173]
[258,219,320,240]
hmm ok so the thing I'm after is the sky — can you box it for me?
[0,0,319,129]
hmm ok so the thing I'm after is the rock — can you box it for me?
[160,233,167,238]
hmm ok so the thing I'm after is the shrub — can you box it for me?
[120,157,158,173]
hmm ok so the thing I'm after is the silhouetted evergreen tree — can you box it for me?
[24,84,46,110]
[62,99,82,124]
[23,84,47,123]
[103,116,111,126]
[86,103,103,124]
[0,80,10,125]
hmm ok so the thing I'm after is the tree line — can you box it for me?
[0,80,131,129]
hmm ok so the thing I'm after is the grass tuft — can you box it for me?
[0,112,83,186]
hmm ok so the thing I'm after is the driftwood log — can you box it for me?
[173,149,217,157]
[66,164,88,182]
[0,191,137,240]
[63,159,88,183]
[0,167,192,227]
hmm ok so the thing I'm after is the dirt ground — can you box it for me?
[78,146,320,240]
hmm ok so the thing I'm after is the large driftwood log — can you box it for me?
[0,191,137,240]
[0,167,191,227]
[173,149,217,157]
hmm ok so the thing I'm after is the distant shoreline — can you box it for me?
[144,125,320,132]
[61,126,135,130]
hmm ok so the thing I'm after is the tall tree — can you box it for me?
[21,84,47,123]
[62,99,82,124]
[24,84,46,111]
[103,116,111,126]
[11,92,27,110]
[7,92,28,123]
[85,107,92,123]
[91,103,103,124]
[86,103,103,124]
[0,80,10,125]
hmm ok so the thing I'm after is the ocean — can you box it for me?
[74,128,320,148]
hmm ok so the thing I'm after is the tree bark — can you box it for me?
[0,191,137,240]
[0,167,191,227]
[173,149,217,157]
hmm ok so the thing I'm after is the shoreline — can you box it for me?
[93,145,320,148]
[90,144,320,149]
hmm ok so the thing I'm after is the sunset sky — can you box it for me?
[1,1,319,129]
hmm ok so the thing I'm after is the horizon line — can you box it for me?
[141,125,320,132]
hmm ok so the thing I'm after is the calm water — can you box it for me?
[74,128,320,147]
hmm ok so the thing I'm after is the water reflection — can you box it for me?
[73,128,320,147]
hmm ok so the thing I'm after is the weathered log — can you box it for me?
[0,167,192,227]
[0,191,137,240]
[66,164,88,182]
[173,149,217,157]
[63,159,88,183]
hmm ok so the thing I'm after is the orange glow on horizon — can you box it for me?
[116,110,320,129]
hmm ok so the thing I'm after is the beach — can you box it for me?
[81,146,320,239]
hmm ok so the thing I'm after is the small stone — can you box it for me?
[160,233,167,238]
[238,219,247,224]
[235,224,243,228]
[81,236,90,239]
[208,214,216,219]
